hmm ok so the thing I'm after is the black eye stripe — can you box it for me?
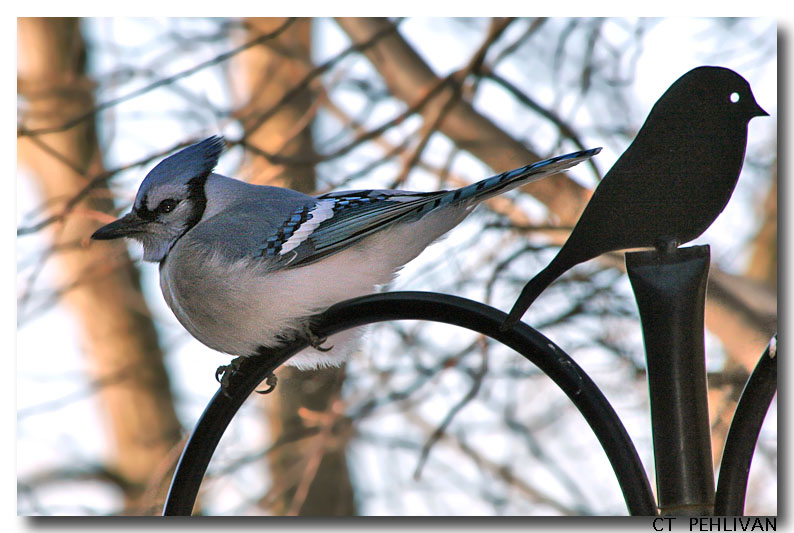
[136,206,155,221]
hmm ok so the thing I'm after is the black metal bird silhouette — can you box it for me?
[503,66,768,329]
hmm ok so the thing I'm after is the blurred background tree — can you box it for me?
[16,17,776,516]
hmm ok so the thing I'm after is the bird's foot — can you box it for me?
[299,322,334,352]
[216,356,246,398]
[215,356,279,397]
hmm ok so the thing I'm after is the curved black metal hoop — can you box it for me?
[162,291,657,516]
[714,337,777,515]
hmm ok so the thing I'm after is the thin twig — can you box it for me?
[481,67,601,180]
[412,338,489,480]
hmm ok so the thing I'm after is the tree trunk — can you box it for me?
[232,17,356,516]
[17,17,182,515]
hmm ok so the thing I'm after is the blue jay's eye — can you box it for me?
[157,199,179,214]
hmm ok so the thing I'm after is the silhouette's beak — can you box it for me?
[91,212,146,240]
[751,100,769,118]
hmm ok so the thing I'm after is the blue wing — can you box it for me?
[259,189,444,267]
[259,147,601,268]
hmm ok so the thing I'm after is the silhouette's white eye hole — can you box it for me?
[730,92,740,104]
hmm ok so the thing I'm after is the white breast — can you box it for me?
[158,205,471,369]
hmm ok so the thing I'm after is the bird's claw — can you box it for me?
[312,337,333,352]
[216,357,279,397]
[300,323,334,352]
[255,373,278,394]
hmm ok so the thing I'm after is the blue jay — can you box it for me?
[92,137,600,372]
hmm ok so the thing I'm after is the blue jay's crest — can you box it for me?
[135,136,225,213]
[150,135,224,185]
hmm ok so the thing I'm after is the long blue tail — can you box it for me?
[406,147,601,221]
[449,147,601,206]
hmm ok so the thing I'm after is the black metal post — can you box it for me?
[714,336,777,516]
[626,245,714,515]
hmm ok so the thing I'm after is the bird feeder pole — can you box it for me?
[626,245,715,515]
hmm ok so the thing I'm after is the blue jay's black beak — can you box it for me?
[91,212,146,240]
